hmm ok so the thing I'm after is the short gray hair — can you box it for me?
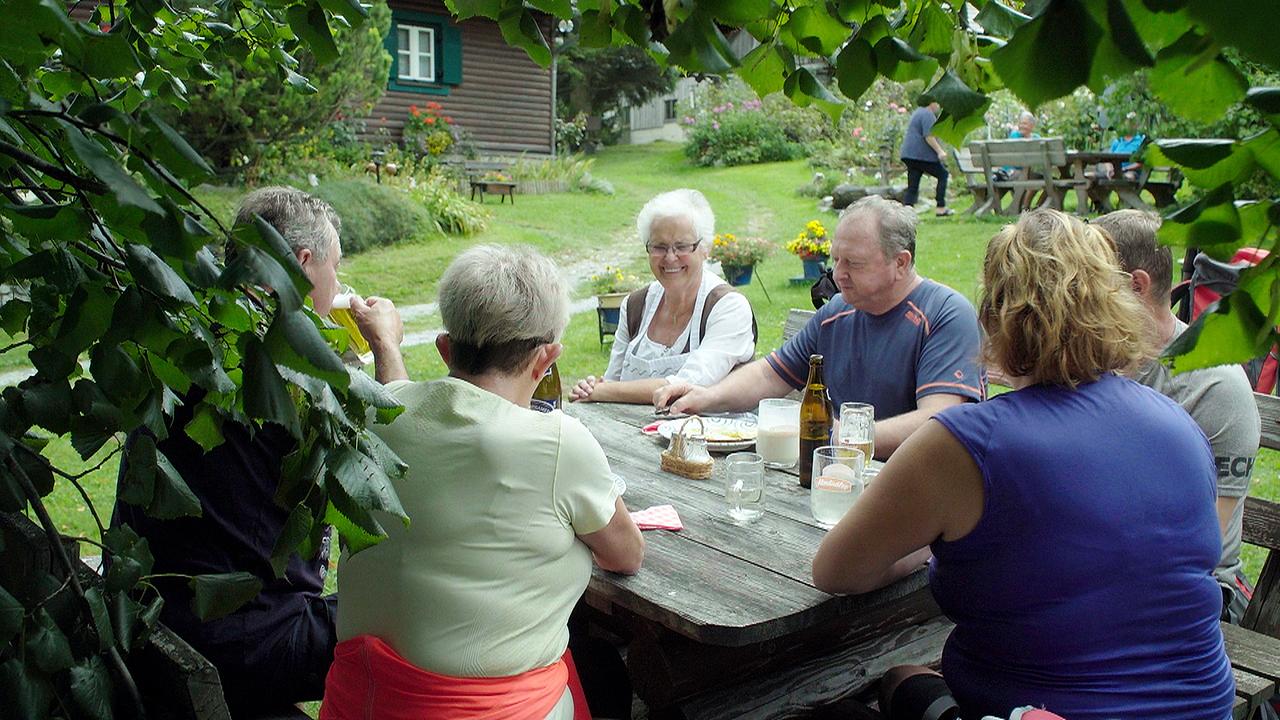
[839,195,918,262]
[438,244,570,375]
[636,189,715,247]
[1093,210,1170,299]
[1018,111,1037,124]
[235,186,340,261]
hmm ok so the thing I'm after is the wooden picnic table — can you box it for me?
[566,401,950,719]
[1061,150,1144,212]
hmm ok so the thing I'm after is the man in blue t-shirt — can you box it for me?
[900,101,953,217]
[655,195,985,459]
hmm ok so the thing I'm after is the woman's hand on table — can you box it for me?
[570,375,603,402]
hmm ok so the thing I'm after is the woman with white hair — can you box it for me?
[571,188,756,404]
[322,245,644,720]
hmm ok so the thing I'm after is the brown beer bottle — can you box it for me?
[798,354,832,489]
[531,362,562,413]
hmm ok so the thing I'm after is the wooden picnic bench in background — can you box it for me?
[1227,393,1280,719]
[967,138,1086,216]
[952,148,1004,215]
[463,158,517,203]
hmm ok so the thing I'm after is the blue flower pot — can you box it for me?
[600,306,621,325]
[802,257,827,280]
[723,264,754,287]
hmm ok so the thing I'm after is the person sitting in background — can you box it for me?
[812,209,1234,720]
[323,244,644,720]
[571,188,756,404]
[1008,111,1039,141]
[1001,111,1042,210]
[1094,209,1261,624]
[1105,111,1145,180]
[655,195,984,460]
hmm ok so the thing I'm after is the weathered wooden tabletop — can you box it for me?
[568,401,930,647]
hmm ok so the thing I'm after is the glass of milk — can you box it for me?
[757,398,800,469]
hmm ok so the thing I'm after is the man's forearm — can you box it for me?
[590,378,667,404]
[707,360,794,412]
[371,342,408,384]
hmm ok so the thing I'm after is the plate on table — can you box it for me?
[648,414,758,453]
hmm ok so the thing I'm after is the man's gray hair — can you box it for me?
[438,244,570,374]
[636,188,715,247]
[235,186,341,261]
[1092,210,1171,299]
[840,195,918,261]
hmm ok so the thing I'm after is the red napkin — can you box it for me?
[641,421,662,435]
[630,504,683,531]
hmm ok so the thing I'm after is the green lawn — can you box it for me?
[28,141,1280,585]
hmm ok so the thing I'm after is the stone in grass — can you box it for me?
[831,183,906,209]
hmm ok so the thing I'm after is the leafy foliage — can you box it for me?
[0,0,409,713]
[449,0,1280,376]
[556,44,673,145]
[310,178,436,253]
[683,100,802,167]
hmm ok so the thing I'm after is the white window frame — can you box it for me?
[396,24,436,83]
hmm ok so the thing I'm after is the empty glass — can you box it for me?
[757,398,800,469]
[724,452,765,525]
[838,402,875,462]
[810,445,864,529]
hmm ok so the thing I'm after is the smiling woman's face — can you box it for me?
[646,214,705,290]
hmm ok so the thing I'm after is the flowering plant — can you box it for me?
[589,265,642,295]
[480,171,512,183]
[786,220,831,259]
[710,233,773,267]
[404,101,455,156]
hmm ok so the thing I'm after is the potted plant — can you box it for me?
[590,265,642,324]
[403,102,455,158]
[711,232,773,286]
[786,219,832,280]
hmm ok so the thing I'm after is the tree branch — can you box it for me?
[0,140,107,195]
[9,456,147,719]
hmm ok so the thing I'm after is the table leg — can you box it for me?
[1072,160,1089,215]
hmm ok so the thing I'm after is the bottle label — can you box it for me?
[530,398,559,413]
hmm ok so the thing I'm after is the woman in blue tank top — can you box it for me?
[813,209,1234,720]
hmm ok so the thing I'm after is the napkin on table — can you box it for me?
[630,504,683,531]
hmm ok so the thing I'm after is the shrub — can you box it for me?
[401,173,490,236]
[683,107,802,167]
[578,172,615,195]
[310,178,435,253]
[403,101,456,158]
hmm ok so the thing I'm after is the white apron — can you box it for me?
[618,289,710,381]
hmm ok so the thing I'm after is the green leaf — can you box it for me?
[68,656,114,720]
[498,6,550,67]
[359,431,408,481]
[264,309,349,389]
[932,102,992,147]
[873,36,938,84]
[1185,0,1280,71]
[1124,3,1190,53]
[268,504,315,577]
[1148,32,1247,125]
[525,0,571,16]
[284,68,318,94]
[1159,183,1242,256]
[783,67,844,123]
[19,380,73,436]
[922,70,987,118]
[0,656,53,720]
[1246,87,1280,125]
[189,572,263,621]
[89,344,145,407]
[739,44,788,98]
[702,0,772,24]
[243,339,301,438]
[184,403,225,453]
[287,3,339,66]
[991,0,1101,108]
[975,1,1031,35]
[1164,292,1271,371]
[149,452,202,519]
[1083,0,1153,91]
[55,285,113,358]
[65,127,163,215]
[317,0,369,25]
[784,6,851,58]
[81,29,142,81]
[666,9,738,73]
[1244,129,1280,180]
[0,584,22,642]
[907,2,953,59]
[103,525,154,594]
[144,112,214,182]
[220,245,305,313]
[1151,138,1236,168]
[119,434,158,507]
[324,480,386,552]
[327,445,408,522]
[83,586,116,652]
[835,38,876,101]
[28,609,74,672]
[125,244,198,306]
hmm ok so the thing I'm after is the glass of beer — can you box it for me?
[810,445,864,529]
[756,398,800,469]
[838,402,875,462]
[724,452,765,525]
[329,285,373,364]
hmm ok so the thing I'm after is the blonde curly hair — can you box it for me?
[980,209,1151,388]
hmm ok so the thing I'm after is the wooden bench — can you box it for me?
[952,147,1003,215]
[1221,392,1280,719]
[464,159,517,203]
[968,138,1086,216]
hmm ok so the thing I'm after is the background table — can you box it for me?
[1062,150,1144,211]
[567,402,949,719]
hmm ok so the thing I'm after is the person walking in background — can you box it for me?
[899,101,953,217]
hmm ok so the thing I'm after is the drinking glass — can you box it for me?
[724,452,765,525]
[757,398,800,469]
[838,402,875,462]
[810,445,864,529]
[329,285,373,360]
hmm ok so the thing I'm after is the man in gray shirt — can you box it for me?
[1096,210,1262,622]
[899,101,953,217]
